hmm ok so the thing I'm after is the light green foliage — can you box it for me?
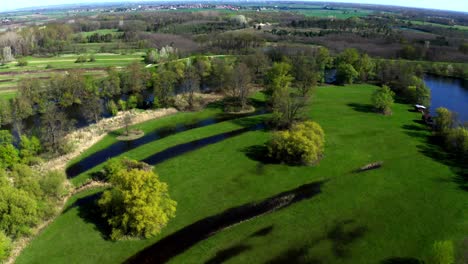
[118,99,127,111]
[336,63,358,84]
[106,100,118,116]
[434,108,454,134]
[428,241,454,264]
[0,144,20,170]
[0,130,13,145]
[267,62,308,128]
[266,62,294,94]
[0,230,11,261]
[371,85,395,115]
[444,126,468,161]
[267,121,325,165]
[10,164,43,199]
[127,95,139,109]
[39,171,66,200]
[98,158,176,240]
[20,135,42,164]
[0,185,38,237]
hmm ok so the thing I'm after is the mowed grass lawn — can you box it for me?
[17,84,467,264]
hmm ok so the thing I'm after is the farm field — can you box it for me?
[17,84,467,264]
[0,53,144,97]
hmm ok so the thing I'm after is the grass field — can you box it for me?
[407,20,468,31]
[297,8,372,19]
[16,85,467,264]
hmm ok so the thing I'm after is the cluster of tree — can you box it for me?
[335,48,375,84]
[144,45,178,64]
[433,107,468,162]
[267,121,325,165]
[374,59,431,106]
[0,130,66,261]
[97,158,176,240]
[371,86,395,115]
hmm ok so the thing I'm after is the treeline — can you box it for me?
[331,48,431,106]
[0,129,67,261]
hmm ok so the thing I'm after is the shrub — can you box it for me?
[75,56,87,63]
[106,100,118,116]
[16,58,28,67]
[88,54,96,62]
[0,231,11,261]
[336,63,358,84]
[445,127,468,158]
[39,171,66,200]
[427,240,454,264]
[98,158,176,240]
[434,107,454,134]
[267,121,325,165]
[371,85,395,115]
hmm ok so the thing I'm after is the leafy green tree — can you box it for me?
[0,130,13,146]
[445,127,468,158]
[356,53,375,82]
[19,135,42,164]
[434,107,454,134]
[98,158,177,240]
[0,144,20,170]
[209,58,233,92]
[267,62,308,128]
[152,67,178,108]
[371,85,395,115]
[10,164,43,199]
[127,95,139,109]
[0,185,38,237]
[0,230,11,261]
[336,48,360,67]
[336,63,358,84]
[101,68,121,98]
[0,99,12,126]
[106,100,118,116]
[266,62,294,95]
[267,121,325,165]
[121,62,148,94]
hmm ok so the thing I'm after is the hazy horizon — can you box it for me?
[0,0,467,13]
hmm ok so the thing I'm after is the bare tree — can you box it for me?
[231,63,252,109]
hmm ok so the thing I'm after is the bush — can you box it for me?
[106,100,118,116]
[0,230,11,261]
[427,240,454,264]
[75,56,87,63]
[267,121,325,165]
[445,126,468,159]
[98,158,176,240]
[39,170,66,200]
[88,54,96,62]
[16,58,28,67]
[371,85,395,115]
[434,107,454,134]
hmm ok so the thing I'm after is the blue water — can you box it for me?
[424,75,468,124]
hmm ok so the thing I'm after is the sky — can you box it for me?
[0,0,467,13]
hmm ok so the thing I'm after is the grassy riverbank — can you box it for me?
[17,84,467,264]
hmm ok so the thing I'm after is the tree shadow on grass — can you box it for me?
[380,257,424,264]
[124,180,326,264]
[204,244,252,264]
[403,121,468,191]
[347,103,375,113]
[250,225,274,238]
[266,219,367,263]
[62,192,112,240]
[242,145,278,165]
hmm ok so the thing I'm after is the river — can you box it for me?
[424,75,468,124]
